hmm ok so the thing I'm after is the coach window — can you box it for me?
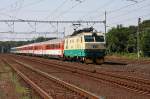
[51,45,52,49]
[57,44,59,48]
[35,46,37,50]
[53,44,54,49]
[56,44,58,49]
[46,45,50,49]
[55,44,57,49]
[54,44,56,49]
[57,44,58,48]
[50,45,52,49]
[52,44,55,49]
[58,44,60,48]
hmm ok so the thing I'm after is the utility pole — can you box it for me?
[57,22,59,38]
[104,11,107,42]
[1,46,4,53]
[63,27,65,38]
[12,22,14,33]
[104,11,107,35]
[137,18,141,59]
[34,22,37,43]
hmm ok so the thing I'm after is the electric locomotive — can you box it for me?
[64,28,106,64]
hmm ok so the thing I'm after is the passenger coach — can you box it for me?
[11,39,64,58]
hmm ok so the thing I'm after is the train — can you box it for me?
[11,28,106,64]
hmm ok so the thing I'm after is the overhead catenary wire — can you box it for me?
[0,0,47,40]
[0,0,46,21]
[37,0,87,35]
[36,0,69,34]
[88,0,148,29]
[0,0,149,41]
[91,0,147,20]
[108,0,147,13]
[107,0,149,26]
[78,0,114,21]
[0,0,46,19]
[53,0,86,20]
[0,0,21,12]
[42,0,69,20]
[108,12,150,26]
[0,32,62,34]
[11,0,25,41]
[108,2,150,19]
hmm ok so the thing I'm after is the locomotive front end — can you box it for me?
[83,33,106,64]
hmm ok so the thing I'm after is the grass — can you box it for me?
[110,52,150,60]
[1,62,41,99]
[11,74,31,99]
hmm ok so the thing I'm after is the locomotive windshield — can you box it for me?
[84,35,104,42]
[84,35,94,42]
[95,36,104,42]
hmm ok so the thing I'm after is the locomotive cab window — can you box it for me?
[95,36,104,42]
[84,35,94,42]
[84,35,104,42]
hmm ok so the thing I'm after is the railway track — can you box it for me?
[2,57,100,99]
[10,54,150,96]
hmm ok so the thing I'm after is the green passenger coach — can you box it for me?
[64,29,106,64]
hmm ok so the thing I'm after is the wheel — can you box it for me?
[95,57,104,65]
[84,57,93,64]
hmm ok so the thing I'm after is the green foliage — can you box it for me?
[12,74,31,99]
[106,25,137,53]
[140,29,150,56]
[106,20,150,57]
[113,52,138,59]
[140,20,150,31]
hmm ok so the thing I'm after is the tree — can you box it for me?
[106,25,137,53]
[140,29,150,56]
[106,20,150,57]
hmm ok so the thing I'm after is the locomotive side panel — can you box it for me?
[64,35,85,57]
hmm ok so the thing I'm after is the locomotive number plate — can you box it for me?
[93,45,98,48]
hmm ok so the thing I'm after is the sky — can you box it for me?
[0,0,150,41]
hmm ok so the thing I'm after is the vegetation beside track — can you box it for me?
[107,52,150,60]
[106,20,150,57]
[0,59,40,99]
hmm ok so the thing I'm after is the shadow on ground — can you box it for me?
[104,61,127,65]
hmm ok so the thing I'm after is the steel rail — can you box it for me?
[2,59,53,99]
[6,58,100,99]
[20,55,150,85]
[14,55,150,96]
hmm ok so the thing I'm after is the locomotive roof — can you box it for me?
[65,32,104,39]
[71,27,93,36]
